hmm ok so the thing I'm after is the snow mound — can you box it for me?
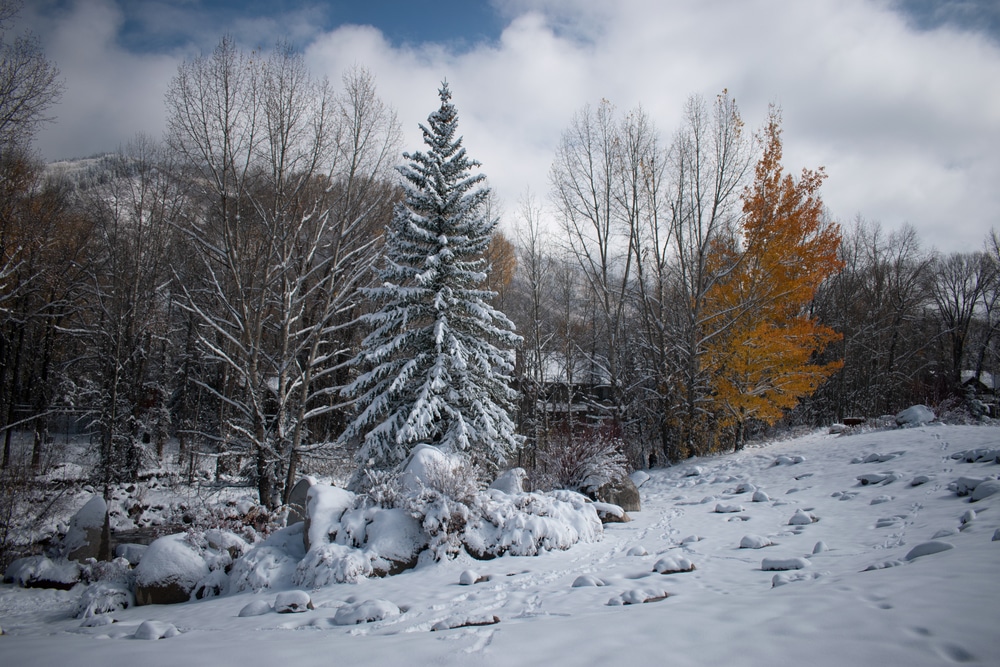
[431,614,500,631]
[772,571,823,587]
[895,404,934,426]
[333,599,400,625]
[607,587,668,605]
[274,590,314,613]
[789,509,818,525]
[904,541,954,561]
[4,556,81,590]
[305,485,355,550]
[627,545,648,557]
[134,620,180,640]
[630,470,651,488]
[739,535,773,549]
[459,569,488,585]
[133,534,210,598]
[857,472,900,485]
[761,557,810,571]
[238,599,273,617]
[572,574,606,587]
[490,468,527,494]
[752,490,770,502]
[971,479,1000,502]
[714,503,745,513]
[653,555,695,574]
[772,455,805,466]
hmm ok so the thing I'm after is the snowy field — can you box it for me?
[2,424,999,666]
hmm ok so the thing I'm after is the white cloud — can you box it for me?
[23,0,1000,251]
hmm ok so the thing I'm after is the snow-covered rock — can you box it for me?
[739,535,772,549]
[274,590,313,613]
[303,484,355,551]
[971,479,1000,502]
[607,587,669,605]
[895,404,934,427]
[490,467,527,494]
[64,494,108,562]
[134,534,210,606]
[591,475,641,512]
[431,614,499,631]
[788,509,817,525]
[714,503,745,513]
[333,599,400,625]
[761,557,810,571]
[238,599,272,617]
[652,555,695,573]
[364,507,428,575]
[572,574,606,587]
[4,556,81,590]
[134,620,180,640]
[630,470,651,488]
[903,541,954,561]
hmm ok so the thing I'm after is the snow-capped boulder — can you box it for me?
[333,599,400,625]
[64,494,110,562]
[592,501,630,523]
[274,590,314,613]
[761,557,810,571]
[739,535,772,549]
[364,507,428,576]
[490,467,528,495]
[630,470,651,489]
[114,543,147,566]
[303,484,355,551]
[971,479,1000,502]
[134,620,180,640]
[652,555,695,574]
[591,474,641,512]
[238,599,272,617]
[904,541,954,561]
[399,444,453,494]
[133,534,210,606]
[788,509,818,525]
[895,404,934,427]
[285,477,315,525]
[3,555,81,590]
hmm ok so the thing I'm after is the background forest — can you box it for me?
[2,34,999,517]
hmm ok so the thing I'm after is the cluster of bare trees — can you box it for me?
[2,12,998,515]
[507,94,1000,470]
[1,36,402,508]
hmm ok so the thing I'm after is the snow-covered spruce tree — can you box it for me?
[340,83,521,484]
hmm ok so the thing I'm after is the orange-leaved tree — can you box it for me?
[704,108,843,449]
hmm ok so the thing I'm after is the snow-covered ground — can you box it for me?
[2,424,999,666]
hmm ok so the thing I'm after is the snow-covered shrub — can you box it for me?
[293,543,373,586]
[76,581,133,618]
[362,469,403,508]
[533,425,629,494]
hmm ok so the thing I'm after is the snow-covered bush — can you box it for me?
[534,425,630,494]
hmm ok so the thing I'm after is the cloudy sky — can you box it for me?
[11,0,1000,252]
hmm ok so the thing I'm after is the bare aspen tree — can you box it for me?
[663,92,752,457]
[167,38,399,507]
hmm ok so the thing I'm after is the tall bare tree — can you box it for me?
[167,38,399,506]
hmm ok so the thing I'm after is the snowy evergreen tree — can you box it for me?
[340,83,521,479]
